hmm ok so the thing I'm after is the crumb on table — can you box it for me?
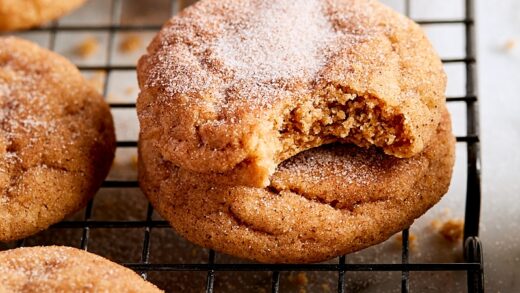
[394,231,417,250]
[430,219,441,230]
[124,86,135,95]
[107,93,120,102]
[130,155,138,169]
[119,34,142,54]
[74,36,99,58]
[288,272,309,287]
[87,70,106,94]
[321,283,332,292]
[439,219,464,243]
[503,38,517,51]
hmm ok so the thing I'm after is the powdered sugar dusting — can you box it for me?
[142,0,352,103]
[0,57,59,202]
[277,143,422,189]
[278,144,387,185]
[0,246,158,291]
[213,0,338,82]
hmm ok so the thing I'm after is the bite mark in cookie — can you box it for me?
[137,0,446,187]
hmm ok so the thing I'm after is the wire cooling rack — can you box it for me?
[1,0,483,292]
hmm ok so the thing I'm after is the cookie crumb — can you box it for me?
[503,38,517,51]
[395,232,417,250]
[74,36,99,58]
[439,219,464,242]
[190,248,198,257]
[107,94,120,102]
[119,34,142,54]
[321,283,332,292]
[130,155,138,169]
[124,86,135,95]
[430,219,441,230]
[288,272,309,287]
[87,70,107,93]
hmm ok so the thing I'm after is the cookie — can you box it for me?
[139,110,455,263]
[137,0,446,187]
[0,37,116,242]
[0,246,163,292]
[0,0,85,31]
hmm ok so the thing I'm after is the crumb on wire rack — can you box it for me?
[87,70,107,94]
[439,219,464,243]
[288,272,309,287]
[502,38,517,51]
[74,36,99,58]
[124,86,136,95]
[131,155,138,170]
[119,34,143,54]
[320,283,332,292]
[395,232,417,250]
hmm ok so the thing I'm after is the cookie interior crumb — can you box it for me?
[439,219,464,242]
[119,34,142,54]
[74,36,99,58]
[277,90,410,163]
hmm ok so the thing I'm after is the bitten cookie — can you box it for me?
[137,0,446,187]
[0,0,85,31]
[139,110,455,263]
[0,246,163,292]
[0,37,116,242]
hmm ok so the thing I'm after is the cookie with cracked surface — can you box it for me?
[0,37,116,242]
[139,110,455,263]
[137,0,446,187]
[0,0,85,31]
[0,246,163,292]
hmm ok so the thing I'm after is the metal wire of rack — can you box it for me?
[2,0,483,292]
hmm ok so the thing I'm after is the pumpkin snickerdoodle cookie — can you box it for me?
[137,0,446,187]
[0,37,116,242]
[139,110,455,263]
[0,246,163,292]
[0,0,85,31]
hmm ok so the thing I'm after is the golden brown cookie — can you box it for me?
[0,246,163,292]
[0,37,116,242]
[137,0,446,187]
[139,110,455,263]
[0,0,85,31]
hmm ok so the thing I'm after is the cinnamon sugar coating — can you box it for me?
[0,246,163,292]
[137,0,446,187]
[0,0,85,31]
[139,110,455,263]
[0,37,116,242]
